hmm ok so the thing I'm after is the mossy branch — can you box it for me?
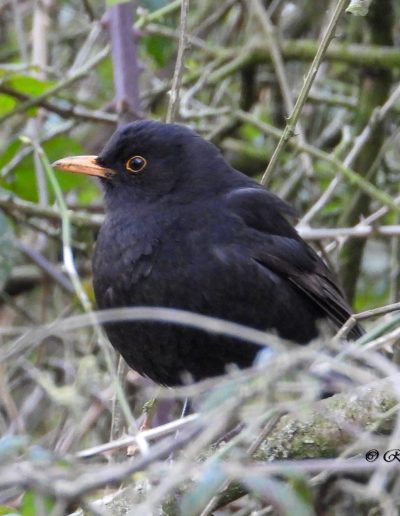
[163,374,400,514]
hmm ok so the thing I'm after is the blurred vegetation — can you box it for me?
[1,0,400,514]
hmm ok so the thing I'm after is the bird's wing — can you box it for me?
[224,186,364,339]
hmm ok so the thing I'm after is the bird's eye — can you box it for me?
[126,155,147,173]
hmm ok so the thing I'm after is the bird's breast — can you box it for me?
[94,210,227,310]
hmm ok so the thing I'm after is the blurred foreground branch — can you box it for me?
[1,373,398,507]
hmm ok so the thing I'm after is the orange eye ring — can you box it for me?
[126,155,147,173]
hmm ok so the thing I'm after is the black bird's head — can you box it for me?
[53,120,229,207]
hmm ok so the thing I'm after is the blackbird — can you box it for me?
[54,120,363,385]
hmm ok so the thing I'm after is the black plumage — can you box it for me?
[54,120,364,385]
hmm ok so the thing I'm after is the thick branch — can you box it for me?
[164,374,400,514]
[106,1,142,124]
[254,376,398,461]
[206,40,400,86]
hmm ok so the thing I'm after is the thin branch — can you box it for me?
[262,0,349,183]
[2,191,400,242]
[1,121,75,178]
[297,225,400,240]
[135,0,182,29]
[166,0,190,123]
[145,23,224,58]
[194,0,236,36]
[35,145,92,311]
[0,85,117,125]
[0,191,103,228]
[335,307,400,342]
[0,46,109,124]
[252,0,313,177]
[16,241,74,294]
[77,414,198,458]
[3,307,284,364]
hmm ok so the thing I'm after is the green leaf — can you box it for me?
[0,211,17,290]
[96,57,114,103]
[239,123,263,142]
[0,506,20,516]
[142,34,174,67]
[6,75,55,97]
[0,95,17,116]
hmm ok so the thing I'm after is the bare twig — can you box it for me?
[1,121,75,178]
[252,0,313,177]
[261,0,349,183]
[16,241,73,294]
[0,191,103,228]
[135,0,182,29]
[335,301,400,341]
[0,46,109,124]
[77,414,198,458]
[0,85,116,125]
[10,0,28,62]
[3,307,284,364]
[297,225,400,240]
[166,0,190,123]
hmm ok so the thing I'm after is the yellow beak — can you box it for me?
[52,155,114,178]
